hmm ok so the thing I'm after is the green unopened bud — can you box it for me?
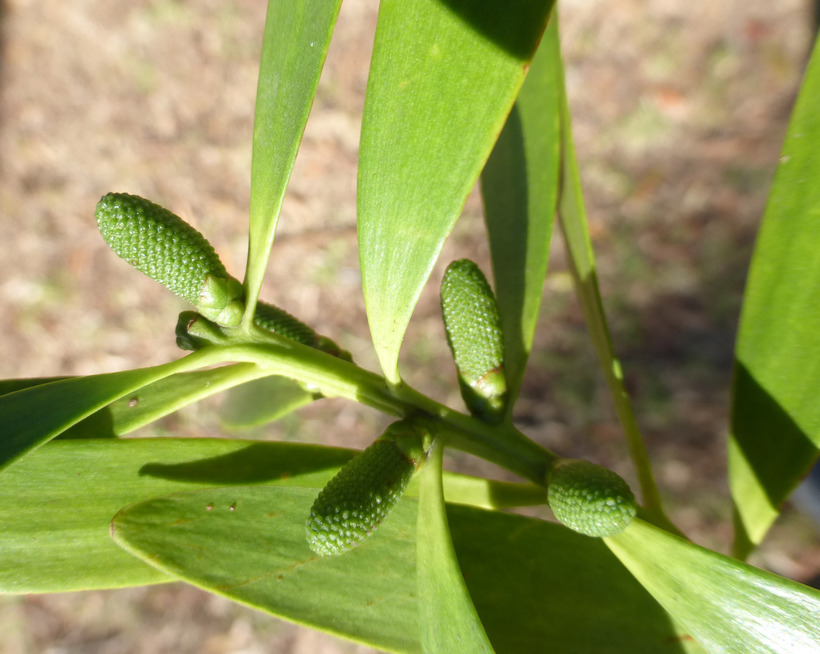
[95,192,243,327]
[547,459,636,537]
[440,259,507,422]
[254,301,351,361]
[306,421,425,556]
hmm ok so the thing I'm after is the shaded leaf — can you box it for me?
[112,485,699,653]
[729,36,820,557]
[0,438,353,592]
[480,14,561,411]
[606,518,820,653]
[0,438,544,593]
[244,0,342,318]
[358,0,554,382]
[220,374,316,428]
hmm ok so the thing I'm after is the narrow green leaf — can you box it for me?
[480,14,561,411]
[0,377,67,396]
[417,441,494,652]
[220,374,316,428]
[606,518,820,653]
[358,0,554,382]
[63,364,271,438]
[0,438,354,593]
[554,20,665,521]
[0,350,217,471]
[244,0,342,320]
[0,437,545,594]
[729,36,820,557]
[112,485,698,653]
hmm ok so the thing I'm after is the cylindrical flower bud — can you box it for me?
[306,421,426,556]
[440,259,507,422]
[95,192,243,326]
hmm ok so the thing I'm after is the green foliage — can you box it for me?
[440,259,507,422]
[606,519,820,653]
[480,23,561,411]
[358,0,554,382]
[729,35,820,558]
[2,2,819,652]
[417,440,494,651]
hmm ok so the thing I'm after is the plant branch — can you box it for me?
[192,339,557,485]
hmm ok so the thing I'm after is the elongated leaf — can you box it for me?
[480,15,561,411]
[113,485,698,653]
[244,0,342,319]
[220,374,316,428]
[0,437,544,593]
[554,22,665,520]
[729,36,820,558]
[63,364,271,438]
[0,350,217,472]
[606,518,820,653]
[358,0,554,382]
[417,441,494,651]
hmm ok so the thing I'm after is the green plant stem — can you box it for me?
[555,60,669,528]
[194,337,556,485]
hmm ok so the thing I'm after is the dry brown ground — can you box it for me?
[0,0,818,652]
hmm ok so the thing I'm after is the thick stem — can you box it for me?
[198,341,556,485]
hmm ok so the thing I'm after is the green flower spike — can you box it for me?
[440,259,508,422]
[254,301,351,360]
[547,459,637,537]
[306,421,426,556]
[95,192,244,327]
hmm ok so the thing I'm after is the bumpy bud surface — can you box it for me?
[306,421,425,556]
[547,459,637,537]
[440,259,507,422]
[96,193,229,305]
[254,301,351,360]
[254,301,318,347]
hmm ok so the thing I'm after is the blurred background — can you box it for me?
[0,0,818,651]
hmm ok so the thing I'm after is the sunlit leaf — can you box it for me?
[244,0,342,319]
[358,0,554,382]
[729,36,820,558]
[606,518,820,653]
[63,364,270,438]
[480,14,560,411]
[0,350,217,472]
[417,441,494,651]
[112,485,699,653]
